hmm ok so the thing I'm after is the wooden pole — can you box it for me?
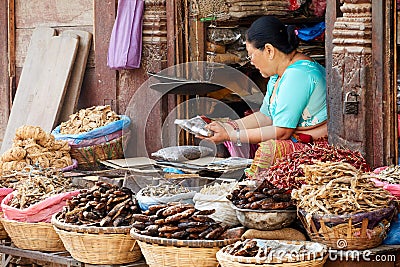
[7,0,14,110]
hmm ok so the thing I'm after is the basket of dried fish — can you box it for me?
[292,161,396,250]
[51,182,143,264]
[216,239,328,267]
[130,202,240,267]
[1,218,65,251]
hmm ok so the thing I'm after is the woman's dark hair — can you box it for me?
[246,16,299,54]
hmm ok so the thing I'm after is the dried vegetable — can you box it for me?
[0,125,72,173]
[375,165,400,184]
[227,180,294,210]
[131,203,227,240]
[8,166,77,209]
[291,161,393,217]
[255,143,371,189]
[58,182,140,227]
[59,105,120,134]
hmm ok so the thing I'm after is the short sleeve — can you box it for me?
[272,68,313,128]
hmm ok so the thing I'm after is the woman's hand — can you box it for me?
[199,121,232,144]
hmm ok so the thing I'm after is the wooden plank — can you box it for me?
[0,0,10,144]
[26,35,79,130]
[16,26,94,68]
[58,30,92,123]
[93,0,117,112]
[15,0,92,28]
[0,27,56,153]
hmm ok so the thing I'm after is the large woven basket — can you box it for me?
[1,218,64,251]
[297,205,396,250]
[131,229,239,267]
[0,213,9,240]
[70,132,129,170]
[52,215,141,265]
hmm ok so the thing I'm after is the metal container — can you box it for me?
[231,205,297,230]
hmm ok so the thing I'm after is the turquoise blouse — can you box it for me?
[259,60,327,128]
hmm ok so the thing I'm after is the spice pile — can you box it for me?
[0,125,72,173]
[58,182,140,227]
[131,203,227,240]
[255,143,371,189]
[59,105,120,134]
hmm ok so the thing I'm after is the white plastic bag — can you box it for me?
[193,193,239,226]
[136,188,196,211]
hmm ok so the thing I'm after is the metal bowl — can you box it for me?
[231,205,297,231]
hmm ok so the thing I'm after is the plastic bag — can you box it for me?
[174,116,213,137]
[136,188,196,211]
[207,26,241,45]
[151,145,214,162]
[107,0,144,69]
[52,115,131,145]
[0,188,13,212]
[193,193,239,226]
[384,213,400,245]
[1,190,80,223]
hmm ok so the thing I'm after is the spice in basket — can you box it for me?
[226,180,294,210]
[0,125,72,174]
[374,165,400,184]
[58,181,140,227]
[131,203,229,240]
[254,143,371,189]
[59,105,120,134]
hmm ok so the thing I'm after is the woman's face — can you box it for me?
[246,42,273,78]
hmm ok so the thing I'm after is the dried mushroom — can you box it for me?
[0,125,72,174]
[58,182,140,227]
[59,105,120,134]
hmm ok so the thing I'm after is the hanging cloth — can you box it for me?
[107,0,144,70]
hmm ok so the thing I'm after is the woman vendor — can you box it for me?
[203,16,328,178]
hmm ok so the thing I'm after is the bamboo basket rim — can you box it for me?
[51,213,131,234]
[130,229,239,248]
[216,240,328,264]
[1,217,65,251]
[216,253,328,267]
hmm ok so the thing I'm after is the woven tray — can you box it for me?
[131,229,239,267]
[51,214,141,265]
[70,132,129,170]
[1,218,64,251]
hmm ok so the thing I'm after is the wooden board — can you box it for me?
[26,35,79,130]
[58,30,92,123]
[0,27,56,153]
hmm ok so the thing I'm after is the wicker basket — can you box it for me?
[216,240,328,267]
[70,132,129,170]
[1,218,64,251]
[0,213,9,240]
[52,215,142,265]
[216,253,328,267]
[297,205,396,250]
[131,229,239,267]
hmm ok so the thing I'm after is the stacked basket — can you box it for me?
[52,215,142,265]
